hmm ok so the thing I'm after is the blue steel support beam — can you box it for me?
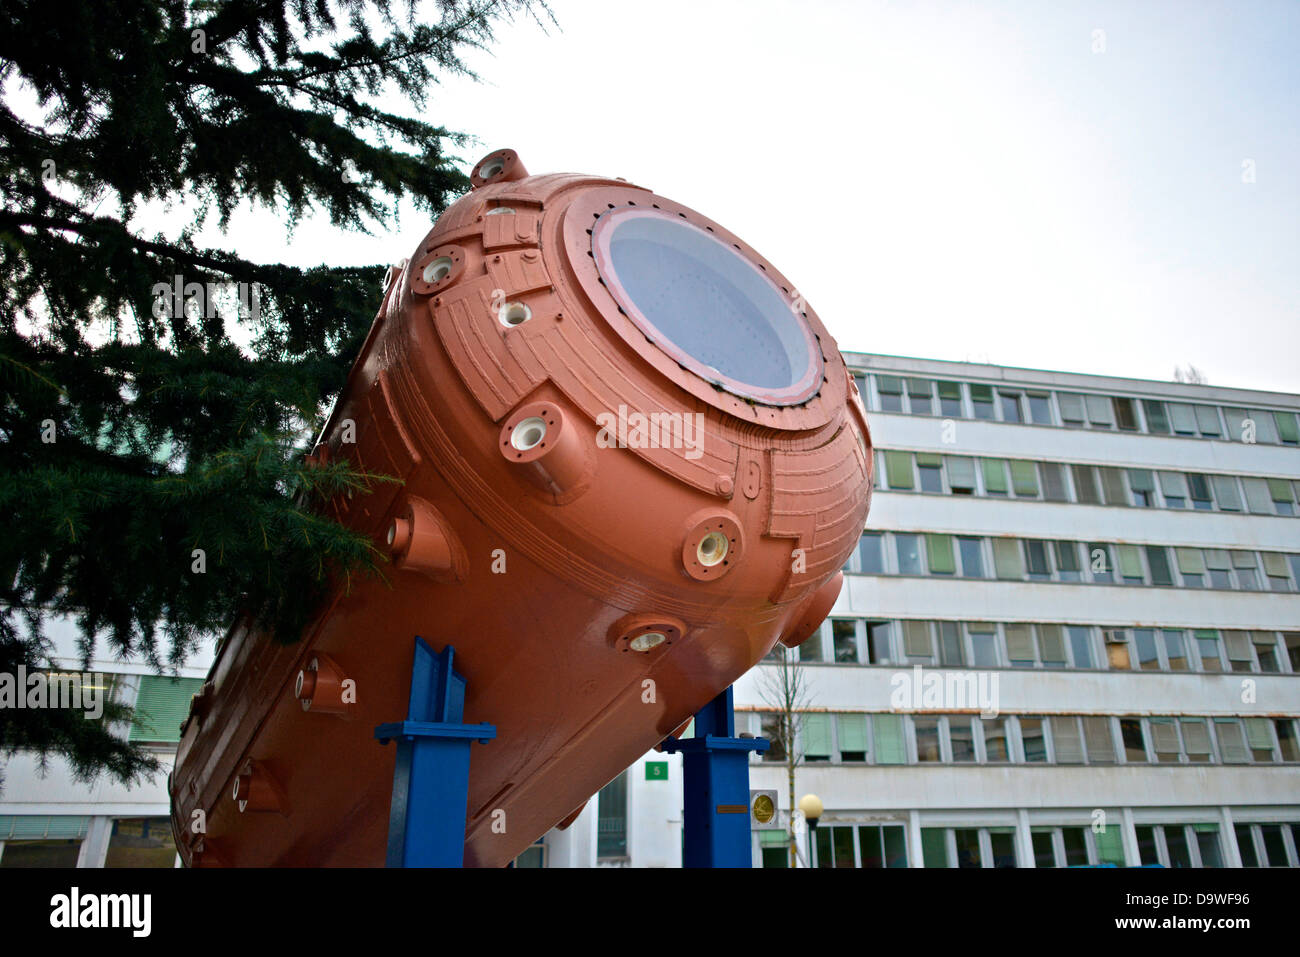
[374,638,495,867]
[660,686,769,867]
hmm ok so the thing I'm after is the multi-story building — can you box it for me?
[6,351,1299,869]
[734,351,1300,868]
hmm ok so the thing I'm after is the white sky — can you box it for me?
[202,0,1300,394]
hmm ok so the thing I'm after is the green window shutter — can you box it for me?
[872,714,905,765]
[1274,411,1300,444]
[877,375,902,395]
[969,383,993,403]
[836,714,869,755]
[915,451,942,467]
[926,534,955,574]
[1095,825,1125,865]
[884,451,914,489]
[1116,545,1143,578]
[982,458,1008,493]
[1262,552,1289,578]
[759,830,789,846]
[1242,477,1273,513]
[937,380,961,401]
[1175,548,1206,574]
[1004,624,1034,661]
[129,675,205,743]
[802,713,832,758]
[1158,471,1187,499]
[1203,549,1231,570]
[1037,625,1066,663]
[946,456,976,490]
[903,620,932,657]
[1009,460,1038,496]
[1128,469,1155,492]
[1098,467,1128,505]
[992,539,1023,579]
[1211,475,1243,511]
[1267,478,1294,503]
[1244,718,1272,750]
[0,815,90,840]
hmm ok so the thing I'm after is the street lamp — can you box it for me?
[799,793,824,830]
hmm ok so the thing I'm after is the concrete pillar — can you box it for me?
[908,810,924,867]
[77,816,113,868]
[1016,809,1035,867]
[1218,806,1242,867]
[1120,808,1141,866]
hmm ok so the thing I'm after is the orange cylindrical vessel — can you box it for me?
[170,149,874,867]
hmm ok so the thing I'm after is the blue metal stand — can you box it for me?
[374,638,495,867]
[660,686,769,867]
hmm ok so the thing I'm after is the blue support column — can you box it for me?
[374,637,495,867]
[660,686,769,867]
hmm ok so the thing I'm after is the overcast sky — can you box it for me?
[207,0,1300,394]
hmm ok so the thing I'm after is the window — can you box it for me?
[1040,462,1069,501]
[1068,627,1094,668]
[130,676,205,744]
[1277,719,1300,761]
[832,619,859,664]
[914,717,942,762]
[907,378,934,415]
[957,537,986,578]
[1175,547,1205,588]
[873,714,906,765]
[1023,539,1051,580]
[858,824,908,868]
[1224,631,1253,673]
[800,627,823,662]
[1143,399,1170,433]
[1195,630,1224,672]
[999,391,1023,423]
[970,383,995,419]
[1192,404,1221,437]
[813,824,857,869]
[1232,551,1260,591]
[1116,545,1145,585]
[877,375,903,412]
[1211,475,1243,511]
[922,828,949,868]
[1058,393,1085,427]
[596,771,628,859]
[967,622,999,667]
[1037,624,1067,667]
[938,621,965,666]
[937,380,963,417]
[1054,541,1081,582]
[1214,719,1249,764]
[1242,477,1274,514]
[1072,465,1101,504]
[1133,629,1160,671]
[982,458,1008,495]
[1004,623,1035,667]
[1159,471,1188,508]
[1186,473,1213,510]
[1253,632,1280,673]
[884,450,914,489]
[1204,550,1233,589]
[1098,467,1128,505]
[1083,717,1116,764]
[1120,719,1148,762]
[949,717,976,762]
[983,717,1010,761]
[926,533,955,575]
[1051,716,1084,763]
[1269,478,1296,515]
[992,538,1023,580]
[836,714,869,762]
[902,620,933,664]
[1084,394,1114,429]
[760,713,788,761]
[1244,718,1274,762]
[1009,460,1038,497]
[1145,546,1174,586]
[866,621,893,664]
[1168,403,1198,435]
[803,713,833,762]
[1163,630,1189,671]
[1277,411,1300,446]
[1020,717,1048,762]
[1181,718,1212,763]
[954,829,982,868]
[858,532,884,574]
[1149,718,1181,763]
[916,453,943,492]
[1262,553,1292,592]
[1113,397,1139,430]
[947,455,977,494]
[1128,469,1157,506]
[1286,632,1300,672]
[895,534,923,575]
[1027,393,1053,424]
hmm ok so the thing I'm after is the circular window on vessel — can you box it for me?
[590,208,822,406]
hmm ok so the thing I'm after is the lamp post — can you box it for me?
[797,793,823,867]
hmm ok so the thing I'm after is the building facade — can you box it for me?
[6,352,1299,868]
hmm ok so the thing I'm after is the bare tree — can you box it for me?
[1173,364,1209,385]
[754,644,814,867]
